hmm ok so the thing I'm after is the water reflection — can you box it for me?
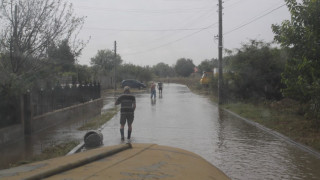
[215,110,320,180]
[217,108,226,149]
[0,96,116,170]
[100,84,320,180]
[151,98,156,105]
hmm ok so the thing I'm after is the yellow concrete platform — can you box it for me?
[0,143,230,180]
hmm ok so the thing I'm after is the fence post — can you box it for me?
[24,92,33,134]
[93,82,97,99]
[39,89,43,115]
[98,82,101,99]
[89,82,93,100]
[20,94,25,133]
[64,85,71,107]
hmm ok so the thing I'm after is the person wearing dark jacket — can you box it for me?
[158,82,163,95]
[115,86,136,141]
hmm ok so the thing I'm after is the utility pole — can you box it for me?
[218,0,224,105]
[114,41,117,91]
[11,4,18,72]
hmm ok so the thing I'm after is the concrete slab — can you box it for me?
[0,143,230,180]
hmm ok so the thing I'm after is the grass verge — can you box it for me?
[10,141,79,168]
[223,102,320,151]
[78,106,119,131]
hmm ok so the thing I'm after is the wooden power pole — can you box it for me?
[114,41,117,91]
[218,0,224,105]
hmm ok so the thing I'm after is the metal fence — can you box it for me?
[31,82,101,116]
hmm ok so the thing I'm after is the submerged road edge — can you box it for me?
[223,108,320,159]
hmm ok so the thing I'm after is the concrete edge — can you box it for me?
[25,143,132,180]
[67,142,85,155]
[33,98,103,119]
[223,108,320,159]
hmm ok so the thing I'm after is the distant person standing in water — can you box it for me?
[115,86,136,141]
[151,82,156,99]
[158,82,163,95]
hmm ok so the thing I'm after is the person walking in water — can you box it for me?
[150,82,156,99]
[115,86,136,141]
[157,81,163,95]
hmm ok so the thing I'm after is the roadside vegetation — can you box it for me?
[78,106,119,131]
[222,102,320,151]
[10,141,79,168]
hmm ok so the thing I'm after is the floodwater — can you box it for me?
[0,114,87,169]
[0,95,114,170]
[100,83,320,180]
[1,83,320,179]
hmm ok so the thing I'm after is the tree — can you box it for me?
[90,49,122,73]
[0,0,86,75]
[118,64,153,83]
[48,39,76,72]
[75,64,92,83]
[198,59,217,73]
[0,0,86,127]
[152,62,175,77]
[272,0,320,125]
[174,58,195,77]
[224,40,286,100]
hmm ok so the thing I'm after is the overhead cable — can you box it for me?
[83,26,216,32]
[75,6,214,14]
[224,4,286,35]
[122,23,218,56]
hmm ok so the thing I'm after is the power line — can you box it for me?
[121,3,286,56]
[83,26,216,32]
[224,4,286,35]
[121,5,216,50]
[122,23,218,56]
[80,0,248,34]
[75,5,214,14]
[84,1,286,58]
[122,3,286,57]
[224,0,249,10]
[122,10,216,49]
[223,0,234,3]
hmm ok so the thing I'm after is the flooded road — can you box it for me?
[1,83,320,179]
[101,83,320,180]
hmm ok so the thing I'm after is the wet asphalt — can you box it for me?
[100,83,320,180]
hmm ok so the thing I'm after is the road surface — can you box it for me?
[100,83,320,180]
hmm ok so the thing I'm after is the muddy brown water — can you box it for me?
[1,83,320,180]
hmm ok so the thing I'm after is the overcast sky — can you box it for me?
[68,0,290,66]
